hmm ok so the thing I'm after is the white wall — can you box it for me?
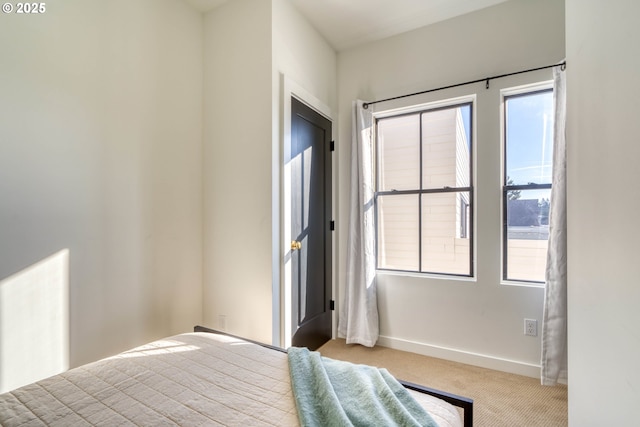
[566,0,640,425]
[0,0,203,387]
[337,0,565,376]
[272,0,337,112]
[202,0,337,345]
[203,0,274,343]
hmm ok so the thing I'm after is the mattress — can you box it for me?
[0,332,462,426]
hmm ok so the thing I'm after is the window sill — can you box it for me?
[500,279,545,289]
[376,269,477,283]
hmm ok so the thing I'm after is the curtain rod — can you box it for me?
[363,60,566,109]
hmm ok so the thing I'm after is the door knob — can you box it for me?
[291,240,302,251]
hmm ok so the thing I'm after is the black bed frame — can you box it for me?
[194,326,473,427]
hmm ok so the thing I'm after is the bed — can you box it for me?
[0,326,473,426]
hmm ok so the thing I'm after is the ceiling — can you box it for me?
[183,0,510,51]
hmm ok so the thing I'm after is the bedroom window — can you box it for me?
[502,86,553,283]
[375,101,473,277]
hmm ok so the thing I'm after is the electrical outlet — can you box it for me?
[524,319,537,336]
[219,315,227,331]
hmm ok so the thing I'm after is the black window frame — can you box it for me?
[374,101,474,277]
[502,88,554,284]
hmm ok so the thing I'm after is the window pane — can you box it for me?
[505,91,553,185]
[422,106,471,190]
[505,189,551,282]
[377,114,420,191]
[377,194,419,271]
[421,192,471,275]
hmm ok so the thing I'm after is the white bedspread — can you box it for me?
[0,332,462,426]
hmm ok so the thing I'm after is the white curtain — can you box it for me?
[541,65,567,385]
[338,100,379,347]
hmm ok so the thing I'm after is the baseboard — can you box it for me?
[377,335,542,379]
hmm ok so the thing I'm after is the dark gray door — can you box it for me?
[289,97,332,351]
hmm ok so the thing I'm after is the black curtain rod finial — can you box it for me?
[363,103,369,109]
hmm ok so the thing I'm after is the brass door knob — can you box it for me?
[291,240,302,251]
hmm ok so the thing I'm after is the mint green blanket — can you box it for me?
[288,347,439,427]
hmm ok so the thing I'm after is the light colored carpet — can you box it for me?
[318,339,567,427]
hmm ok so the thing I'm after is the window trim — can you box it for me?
[373,96,476,278]
[500,82,554,286]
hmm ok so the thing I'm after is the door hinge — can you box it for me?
[330,220,335,231]
[330,140,335,151]
[330,300,335,310]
